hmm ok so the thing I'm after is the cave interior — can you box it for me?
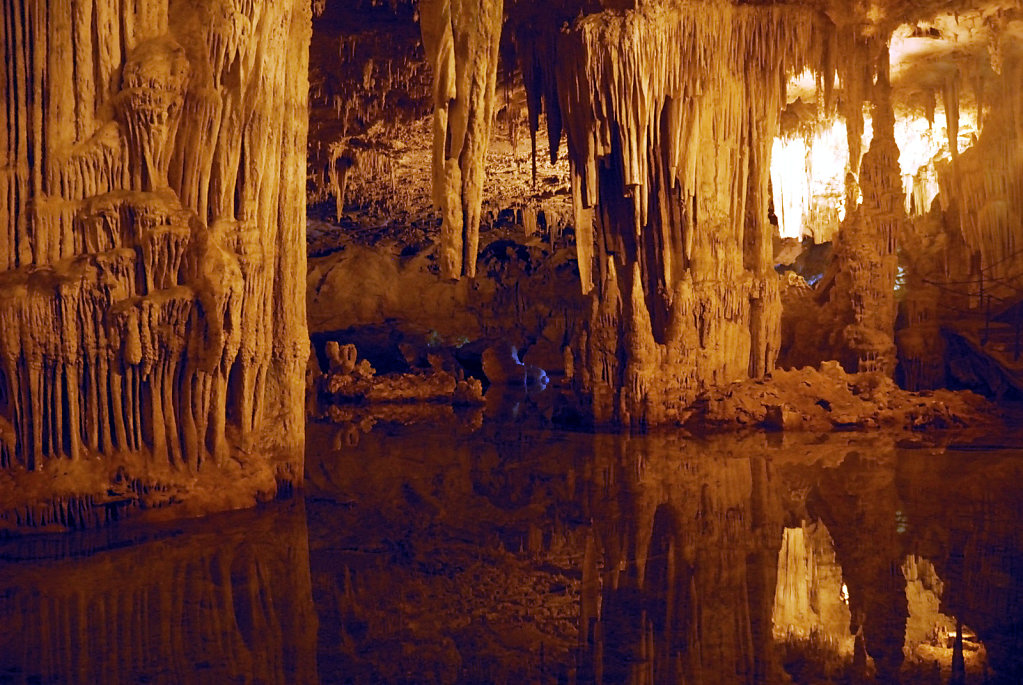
[2,0,1023,682]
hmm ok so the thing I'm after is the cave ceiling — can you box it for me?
[309,0,1022,189]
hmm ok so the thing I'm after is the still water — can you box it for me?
[1,416,1021,684]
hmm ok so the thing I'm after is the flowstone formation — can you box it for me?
[504,1,833,426]
[0,0,311,530]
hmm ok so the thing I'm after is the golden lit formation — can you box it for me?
[1,0,1022,681]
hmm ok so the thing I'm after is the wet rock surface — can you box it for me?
[692,361,998,432]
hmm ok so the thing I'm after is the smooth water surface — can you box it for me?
[2,417,1022,684]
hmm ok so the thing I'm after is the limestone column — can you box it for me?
[0,0,311,529]
[522,2,829,425]
[420,0,504,278]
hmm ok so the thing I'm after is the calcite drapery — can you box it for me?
[0,0,310,528]
[516,1,832,425]
[420,0,504,278]
[941,52,1023,302]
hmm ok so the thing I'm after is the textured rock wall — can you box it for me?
[512,2,833,426]
[0,0,310,529]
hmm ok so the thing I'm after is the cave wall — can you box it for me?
[0,0,311,530]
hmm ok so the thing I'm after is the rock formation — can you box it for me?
[826,44,904,376]
[499,2,836,426]
[0,0,311,530]
[420,0,505,278]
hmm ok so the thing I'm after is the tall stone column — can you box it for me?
[514,2,831,426]
[0,0,311,530]
[827,41,902,375]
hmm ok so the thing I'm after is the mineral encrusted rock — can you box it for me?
[314,342,484,418]
[506,2,834,426]
[693,362,997,432]
[0,0,311,531]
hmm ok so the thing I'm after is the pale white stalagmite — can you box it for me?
[420,0,504,278]
[518,0,831,425]
[0,0,311,529]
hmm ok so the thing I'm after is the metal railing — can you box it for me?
[920,247,1023,362]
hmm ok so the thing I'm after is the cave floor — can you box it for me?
[1,404,1022,684]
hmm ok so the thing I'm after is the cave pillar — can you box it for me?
[828,42,902,375]
[542,4,823,426]
[0,0,311,530]
[420,0,504,279]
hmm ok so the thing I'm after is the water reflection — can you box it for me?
[1,423,1022,684]
[0,502,318,684]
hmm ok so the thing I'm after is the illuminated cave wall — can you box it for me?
[0,0,311,529]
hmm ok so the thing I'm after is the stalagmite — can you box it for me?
[0,0,311,530]
[420,0,504,278]
[821,39,902,376]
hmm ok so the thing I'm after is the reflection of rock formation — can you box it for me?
[805,446,909,681]
[899,451,1023,683]
[573,431,1014,683]
[772,521,851,645]
[0,0,310,529]
[304,421,584,683]
[577,434,787,684]
[0,503,318,683]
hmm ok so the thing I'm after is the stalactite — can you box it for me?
[936,48,1023,302]
[514,1,831,425]
[420,0,504,278]
[0,0,311,530]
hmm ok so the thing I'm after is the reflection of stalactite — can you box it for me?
[0,0,310,528]
[772,521,851,644]
[580,434,786,683]
[0,503,319,683]
[899,452,1023,681]
[807,447,908,681]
